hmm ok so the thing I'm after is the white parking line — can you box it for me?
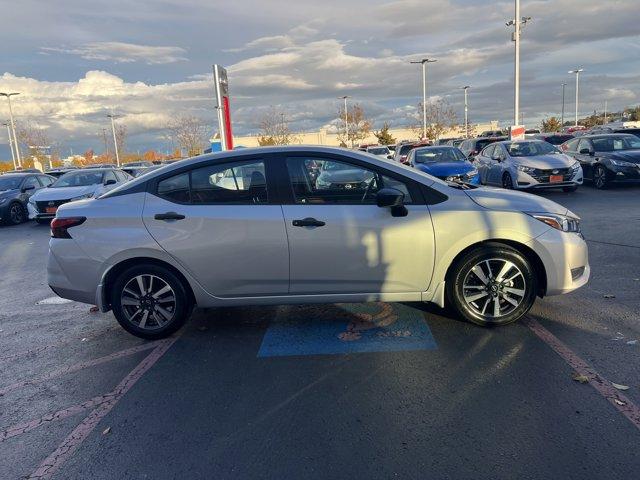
[35,297,74,306]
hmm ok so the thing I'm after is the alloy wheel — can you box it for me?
[120,274,176,330]
[502,174,514,189]
[594,166,606,189]
[9,203,24,224]
[462,258,526,319]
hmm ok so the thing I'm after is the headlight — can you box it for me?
[529,213,580,233]
[570,161,581,171]
[465,168,479,178]
[610,159,635,167]
[70,193,94,202]
[517,165,537,173]
[0,198,7,205]
[28,197,36,204]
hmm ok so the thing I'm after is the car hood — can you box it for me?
[318,169,373,183]
[599,150,640,163]
[512,154,574,169]
[465,187,573,216]
[415,161,474,177]
[31,185,98,201]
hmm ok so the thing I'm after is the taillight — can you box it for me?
[51,217,86,239]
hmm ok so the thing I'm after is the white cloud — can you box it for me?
[40,42,188,64]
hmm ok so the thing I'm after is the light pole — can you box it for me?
[107,113,121,166]
[461,86,470,138]
[0,92,22,167]
[338,96,350,146]
[569,68,583,127]
[410,58,437,140]
[2,122,16,169]
[603,100,608,125]
[506,1,531,126]
[561,83,566,127]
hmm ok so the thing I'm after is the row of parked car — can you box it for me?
[360,127,640,193]
[0,163,163,226]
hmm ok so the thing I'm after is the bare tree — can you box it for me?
[114,123,127,157]
[257,107,297,146]
[409,99,457,141]
[15,120,52,168]
[337,103,372,147]
[166,115,209,157]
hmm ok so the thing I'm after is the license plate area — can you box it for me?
[549,175,563,183]
[45,206,58,214]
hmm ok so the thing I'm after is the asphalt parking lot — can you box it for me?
[1,185,639,479]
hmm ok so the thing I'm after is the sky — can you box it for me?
[1,0,639,158]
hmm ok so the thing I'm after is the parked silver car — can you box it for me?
[28,168,131,223]
[475,140,583,192]
[47,146,589,339]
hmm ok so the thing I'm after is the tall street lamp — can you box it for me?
[2,121,16,169]
[0,92,22,167]
[107,113,121,166]
[338,96,350,146]
[460,86,470,138]
[506,0,531,126]
[410,58,437,140]
[561,83,566,127]
[568,68,583,127]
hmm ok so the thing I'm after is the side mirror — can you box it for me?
[376,188,408,217]
[104,179,117,186]
[21,185,35,193]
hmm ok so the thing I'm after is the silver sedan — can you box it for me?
[47,146,589,338]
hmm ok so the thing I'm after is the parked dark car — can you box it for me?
[479,130,505,137]
[459,137,507,161]
[123,161,154,168]
[531,133,574,145]
[122,165,161,177]
[5,168,42,174]
[560,134,640,188]
[0,173,55,225]
[588,125,640,138]
[45,167,79,178]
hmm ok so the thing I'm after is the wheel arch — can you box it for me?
[102,257,197,310]
[445,239,547,298]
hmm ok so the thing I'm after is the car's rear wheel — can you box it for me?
[446,244,537,327]
[593,165,608,189]
[112,264,193,339]
[502,173,514,189]
[7,202,26,225]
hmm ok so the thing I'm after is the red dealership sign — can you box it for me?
[213,65,233,150]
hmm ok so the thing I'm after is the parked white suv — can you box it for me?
[47,146,589,339]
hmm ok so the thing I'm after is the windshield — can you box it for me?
[52,171,104,188]
[398,144,414,156]
[0,177,23,191]
[414,147,466,163]
[592,136,640,151]
[504,141,559,157]
[368,147,390,155]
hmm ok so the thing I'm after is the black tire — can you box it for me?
[592,165,608,189]
[502,172,514,190]
[562,185,578,193]
[446,243,538,327]
[112,264,193,339]
[7,202,26,225]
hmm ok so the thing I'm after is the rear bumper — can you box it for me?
[47,239,100,305]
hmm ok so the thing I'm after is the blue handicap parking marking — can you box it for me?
[258,303,437,357]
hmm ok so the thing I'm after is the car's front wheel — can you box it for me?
[112,264,193,339]
[7,202,26,225]
[593,165,608,189]
[446,244,538,327]
[502,173,514,189]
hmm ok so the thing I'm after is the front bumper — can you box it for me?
[609,164,640,183]
[515,168,583,190]
[530,228,590,296]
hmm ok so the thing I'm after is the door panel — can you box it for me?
[282,204,434,294]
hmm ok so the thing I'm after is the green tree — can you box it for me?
[374,122,396,145]
[541,117,562,132]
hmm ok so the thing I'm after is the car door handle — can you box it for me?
[292,217,326,227]
[154,212,185,221]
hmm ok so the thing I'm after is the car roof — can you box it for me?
[1,172,33,178]
[580,133,637,139]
